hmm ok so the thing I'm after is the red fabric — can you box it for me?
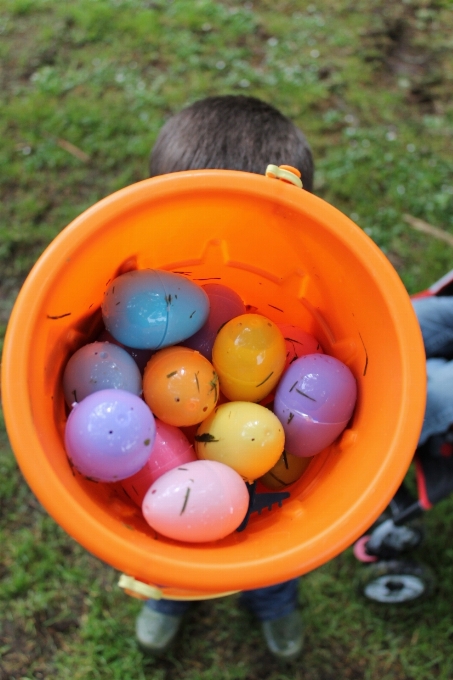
[415,456,433,510]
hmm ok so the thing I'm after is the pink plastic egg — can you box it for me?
[142,459,249,543]
[277,324,323,370]
[120,420,196,506]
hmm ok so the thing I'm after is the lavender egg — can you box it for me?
[274,354,357,457]
[64,389,156,481]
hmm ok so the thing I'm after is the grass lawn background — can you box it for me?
[1,0,453,678]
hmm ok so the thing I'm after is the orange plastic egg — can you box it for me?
[212,313,286,402]
[143,347,219,427]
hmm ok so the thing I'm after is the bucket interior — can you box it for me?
[2,170,426,593]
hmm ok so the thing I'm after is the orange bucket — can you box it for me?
[1,170,426,597]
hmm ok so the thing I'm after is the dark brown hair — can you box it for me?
[149,95,314,192]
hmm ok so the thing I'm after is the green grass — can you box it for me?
[1,0,453,677]
[2,425,453,680]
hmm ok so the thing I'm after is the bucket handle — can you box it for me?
[265,164,303,188]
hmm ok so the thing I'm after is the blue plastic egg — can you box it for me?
[62,341,142,407]
[101,269,210,350]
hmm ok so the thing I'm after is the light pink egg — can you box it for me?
[142,459,249,542]
[120,419,196,506]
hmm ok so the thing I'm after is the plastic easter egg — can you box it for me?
[142,459,249,543]
[97,329,153,374]
[120,420,196,506]
[62,341,142,407]
[212,313,286,402]
[64,389,156,481]
[277,324,323,370]
[143,347,219,426]
[183,284,246,361]
[194,401,285,481]
[102,269,209,350]
[274,354,357,457]
[259,451,311,490]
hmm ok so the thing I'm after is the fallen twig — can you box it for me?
[403,213,453,247]
[57,138,90,162]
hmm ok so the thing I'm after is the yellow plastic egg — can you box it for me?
[212,313,286,402]
[143,346,219,427]
[194,401,285,482]
[259,451,311,490]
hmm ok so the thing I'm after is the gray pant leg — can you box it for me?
[412,297,453,358]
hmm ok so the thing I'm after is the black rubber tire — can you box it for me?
[358,560,436,604]
[379,522,425,556]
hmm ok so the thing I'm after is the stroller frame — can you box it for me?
[353,269,453,603]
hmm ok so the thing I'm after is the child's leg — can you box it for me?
[136,598,191,653]
[419,357,453,445]
[239,577,300,621]
[143,597,192,616]
[412,297,453,358]
[239,578,303,660]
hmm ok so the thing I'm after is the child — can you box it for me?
[148,94,314,191]
[136,95,314,661]
[412,295,453,446]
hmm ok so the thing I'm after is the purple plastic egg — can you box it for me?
[64,389,156,481]
[183,284,246,360]
[120,419,197,506]
[274,354,357,457]
[141,459,249,543]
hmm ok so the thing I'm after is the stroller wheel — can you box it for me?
[359,560,435,604]
[359,518,424,560]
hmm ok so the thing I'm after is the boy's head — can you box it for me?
[149,95,314,192]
